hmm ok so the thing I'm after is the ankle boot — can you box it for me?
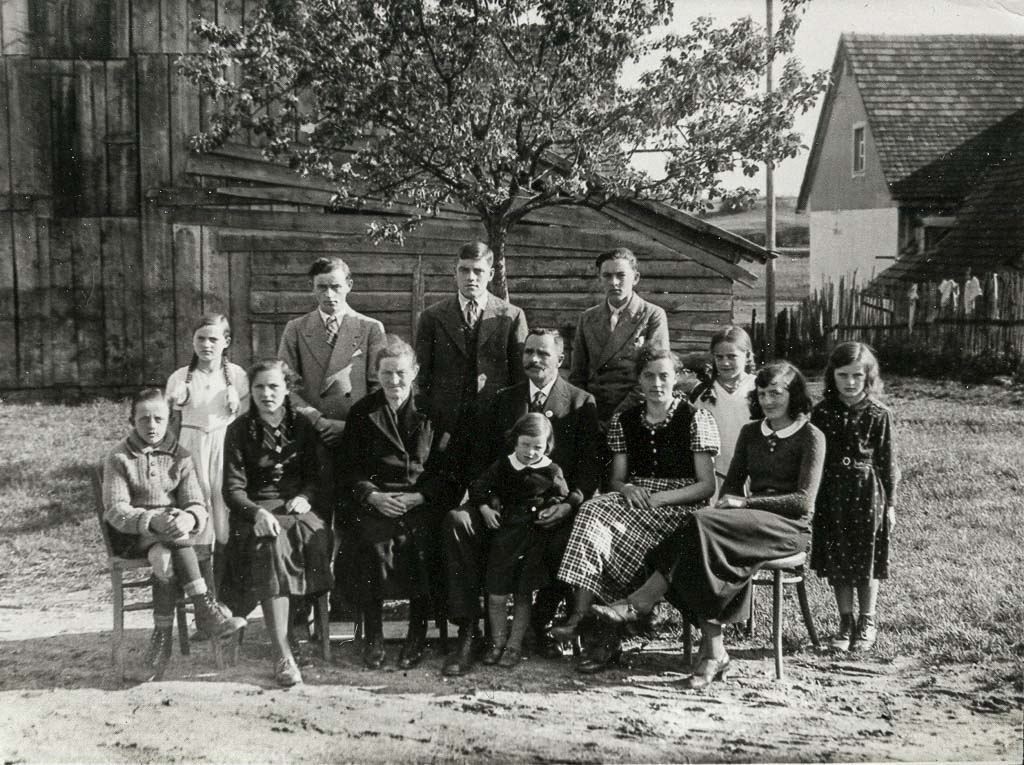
[442,626,476,677]
[142,626,173,681]
[193,592,247,639]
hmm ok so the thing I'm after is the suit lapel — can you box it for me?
[436,296,469,356]
[475,295,502,350]
[546,376,571,417]
[368,398,407,455]
[298,312,333,376]
[594,295,643,369]
[326,312,361,375]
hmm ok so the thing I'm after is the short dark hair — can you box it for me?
[506,412,555,454]
[634,342,682,378]
[747,360,814,419]
[129,388,168,422]
[526,327,565,353]
[595,247,639,273]
[308,256,351,280]
[823,341,883,399]
[457,242,494,267]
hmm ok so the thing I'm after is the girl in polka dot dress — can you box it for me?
[810,342,899,653]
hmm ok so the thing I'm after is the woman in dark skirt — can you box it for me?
[338,335,460,670]
[593,361,825,689]
[222,359,333,687]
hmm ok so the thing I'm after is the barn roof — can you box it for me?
[870,112,1024,290]
[798,33,1024,210]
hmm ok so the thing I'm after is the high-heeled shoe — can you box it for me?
[590,600,651,626]
[686,652,731,690]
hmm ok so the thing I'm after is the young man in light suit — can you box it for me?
[570,248,670,426]
[413,242,529,436]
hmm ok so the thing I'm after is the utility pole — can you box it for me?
[764,0,778,361]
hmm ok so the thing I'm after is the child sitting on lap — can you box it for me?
[102,388,246,681]
[470,413,570,668]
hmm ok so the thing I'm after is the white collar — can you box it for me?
[508,454,552,471]
[319,307,350,325]
[529,377,557,401]
[760,417,806,440]
[458,292,488,312]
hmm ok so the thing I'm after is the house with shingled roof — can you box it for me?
[796,33,1024,290]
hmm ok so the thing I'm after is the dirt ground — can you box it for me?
[1,590,1021,764]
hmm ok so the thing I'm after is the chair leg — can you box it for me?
[353,611,364,644]
[230,627,244,665]
[772,571,784,681]
[796,577,820,648]
[745,582,755,637]
[437,618,449,654]
[176,604,190,656]
[682,618,692,667]
[112,571,125,680]
[318,593,332,663]
[211,634,225,670]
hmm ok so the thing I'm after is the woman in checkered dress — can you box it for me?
[553,346,718,668]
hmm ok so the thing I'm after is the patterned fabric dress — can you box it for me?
[557,396,719,603]
[810,396,899,585]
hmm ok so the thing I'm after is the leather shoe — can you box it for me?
[576,642,622,674]
[498,646,523,668]
[441,630,475,677]
[362,635,386,669]
[532,632,564,660]
[686,653,731,690]
[398,636,427,669]
[481,645,504,666]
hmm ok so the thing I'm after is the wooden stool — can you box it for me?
[681,551,820,680]
[93,467,230,679]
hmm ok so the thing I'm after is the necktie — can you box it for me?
[465,299,479,328]
[325,315,339,346]
[609,309,619,333]
[531,391,546,413]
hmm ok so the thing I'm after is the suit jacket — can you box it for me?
[475,376,601,509]
[569,293,669,423]
[278,308,386,426]
[414,293,528,433]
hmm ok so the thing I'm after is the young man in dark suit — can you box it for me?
[441,328,601,676]
[413,242,529,435]
[570,248,670,425]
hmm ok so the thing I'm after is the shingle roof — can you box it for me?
[845,34,1024,203]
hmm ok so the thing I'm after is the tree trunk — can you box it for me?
[486,222,510,300]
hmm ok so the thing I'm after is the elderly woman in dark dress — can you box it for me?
[222,359,333,688]
[338,335,460,670]
[594,361,825,689]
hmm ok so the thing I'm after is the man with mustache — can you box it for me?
[441,328,601,676]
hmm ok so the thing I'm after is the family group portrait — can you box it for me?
[1,0,1022,762]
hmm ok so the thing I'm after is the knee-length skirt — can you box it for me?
[557,476,701,604]
[647,505,809,624]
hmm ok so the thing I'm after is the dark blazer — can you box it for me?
[337,390,460,512]
[475,376,601,509]
[222,412,322,523]
[278,309,386,426]
[569,293,669,423]
[414,293,529,433]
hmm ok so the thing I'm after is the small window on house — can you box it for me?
[852,124,866,175]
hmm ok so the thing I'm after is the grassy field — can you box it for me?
[1,378,1022,671]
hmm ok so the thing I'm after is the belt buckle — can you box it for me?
[841,456,852,466]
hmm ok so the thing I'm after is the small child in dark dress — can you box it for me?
[811,342,899,653]
[469,413,569,668]
[102,388,246,681]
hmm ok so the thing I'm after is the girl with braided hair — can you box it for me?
[166,314,248,588]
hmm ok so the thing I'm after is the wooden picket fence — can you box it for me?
[748,271,1024,373]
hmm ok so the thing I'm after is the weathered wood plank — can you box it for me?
[250,290,412,315]
[47,219,78,385]
[72,218,105,383]
[100,218,127,384]
[109,0,130,56]
[169,55,201,186]
[423,290,730,314]
[76,61,108,217]
[12,211,43,386]
[173,224,204,365]
[141,206,175,382]
[50,60,79,216]
[1,0,30,54]
[251,321,278,360]
[137,54,171,195]
[228,249,252,370]
[162,0,188,52]
[121,218,145,384]
[411,256,424,341]
[0,213,16,386]
[0,60,10,207]
[105,60,138,215]
[73,0,113,57]
[187,0,217,53]
[6,57,50,197]
[202,225,230,315]
[132,0,162,54]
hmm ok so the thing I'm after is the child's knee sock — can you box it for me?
[505,597,532,651]
[170,546,208,599]
[487,594,510,648]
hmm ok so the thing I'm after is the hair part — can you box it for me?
[747,360,814,419]
[375,334,418,372]
[456,241,494,267]
[595,247,639,274]
[308,256,351,280]
[129,387,168,421]
[507,412,555,454]
[526,327,565,353]
[634,342,682,378]
[709,325,755,375]
[823,341,883,399]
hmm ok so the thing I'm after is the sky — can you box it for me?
[629,0,1024,197]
